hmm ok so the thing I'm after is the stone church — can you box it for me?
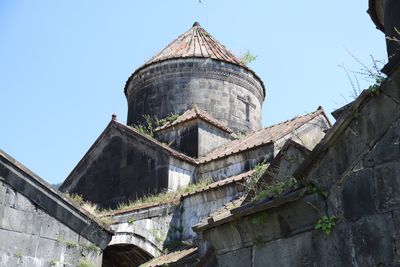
[0,1,400,266]
[59,22,330,209]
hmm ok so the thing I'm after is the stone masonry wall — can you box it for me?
[180,182,245,242]
[62,124,171,209]
[107,179,246,263]
[156,120,199,158]
[197,145,274,182]
[198,121,233,157]
[125,58,264,134]
[196,68,400,266]
[0,181,103,267]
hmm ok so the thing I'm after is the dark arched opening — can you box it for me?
[102,244,153,267]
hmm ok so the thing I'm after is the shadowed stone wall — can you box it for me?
[61,124,172,209]
[0,181,103,267]
[105,178,246,265]
[0,151,111,267]
[156,120,233,158]
[195,68,400,266]
[156,120,199,158]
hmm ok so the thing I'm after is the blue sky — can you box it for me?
[0,1,387,184]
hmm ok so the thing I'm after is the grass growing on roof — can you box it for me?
[64,178,213,222]
[116,178,212,211]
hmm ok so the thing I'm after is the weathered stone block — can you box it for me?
[363,118,400,167]
[350,92,400,147]
[307,127,369,188]
[350,214,395,266]
[237,196,321,246]
[342,168,375,220]
[391,210,400,262]
[35,238,64,260]
[252,231,316,267]
[216,247,252,267]
[0,253,23,267]
[14,191,36,212]
[40,214,79,243]
[374,160,400,212]
[382,69,400,104]
[3,185,16,207]
[274,194,322,237]
[314,223,355,267]
[203,224,242,253]
[235,211,281,245]
[0,229,40,257]
[0,205,41,235]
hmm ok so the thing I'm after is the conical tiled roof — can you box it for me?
[144,22,244,67]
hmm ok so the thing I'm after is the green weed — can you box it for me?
[315,216,336,235]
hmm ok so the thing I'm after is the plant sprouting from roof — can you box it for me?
[133,114,155,137]
[239,50,257,66]
[246,161,268,194]
[253,177,299,202]
[155,113,179,127]
[339,51,386,100]
[132,113,179,137]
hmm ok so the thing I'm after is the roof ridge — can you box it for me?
[155,106,233,134]
[119,122,198,164]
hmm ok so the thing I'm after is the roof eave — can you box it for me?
[123,57,266,100]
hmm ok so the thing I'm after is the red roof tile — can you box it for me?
[198,107,330,163]
[124,22,266,98]
[144,22,243,67]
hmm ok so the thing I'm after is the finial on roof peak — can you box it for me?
[193,21,201,27]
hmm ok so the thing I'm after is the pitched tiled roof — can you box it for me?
[142,247,197,267]
[155,105,234,134]
[198,107,330,164]
[144,22,243,67]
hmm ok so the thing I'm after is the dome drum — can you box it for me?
[125,58,264,134]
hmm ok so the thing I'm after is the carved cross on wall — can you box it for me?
[237,95,256,122]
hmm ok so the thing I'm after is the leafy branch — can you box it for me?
[239,50,257,66]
